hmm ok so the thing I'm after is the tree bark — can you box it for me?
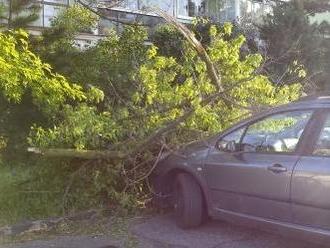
[27,147,126,160]
[8,0,12,28]
[293,0,304,10]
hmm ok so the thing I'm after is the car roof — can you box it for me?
[232,94,330,129]
[217,94,330,138]
[280,94,330,110]
[293,94,330,105]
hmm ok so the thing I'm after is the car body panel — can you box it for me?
[292,156,330,230]
[205,148,300,222]
[153,141,213,208]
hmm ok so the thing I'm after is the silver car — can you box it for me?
[152,95,330,243]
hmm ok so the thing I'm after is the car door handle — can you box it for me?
[267,164,287,173]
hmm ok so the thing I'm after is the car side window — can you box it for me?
[217,127,246,151]
[313,114,330,156]
[241,110,313,153]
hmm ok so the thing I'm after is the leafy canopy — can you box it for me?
[260,0,330,89]
[0,30,87,112]
[30,23,302,151]
[0,7,303,213]
[50,4,99,36]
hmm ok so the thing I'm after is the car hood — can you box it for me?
[160,136,216,161]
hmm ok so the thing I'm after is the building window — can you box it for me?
[140,0,174,14]
[176,0,237,21]
[177,0,203,19]
[43,4,66,27]
[207,0,235,22]
[115,0,174,15]
[240,0,271,22]
[31,0,70,28]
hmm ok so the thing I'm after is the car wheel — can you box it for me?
[173,173,205,229]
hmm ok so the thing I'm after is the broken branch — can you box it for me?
[27,147,126,160]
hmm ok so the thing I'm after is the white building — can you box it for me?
[1,0,269,48]
[99,0,268,24]
[33,0,74,28]
[25,0,269,29]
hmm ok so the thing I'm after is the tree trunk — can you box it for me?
[294,0,304,10]
[27,147,126,160]
[8,0,12,28]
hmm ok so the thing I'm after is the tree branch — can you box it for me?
[27,147,126,160]
[148,8,224,92]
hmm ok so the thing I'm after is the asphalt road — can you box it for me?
[131,215,322,248]
[3,214,324,248]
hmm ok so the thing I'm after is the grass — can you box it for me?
[0,157,146,247]
[0,160,62,226]
[0,156,148,248]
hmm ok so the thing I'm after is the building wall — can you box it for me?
[1,0,269,30]
[101,0,269,24]
[310,12,330,25]
[0,0,269,48]
[33,0,72,28]
[107,0,238,22]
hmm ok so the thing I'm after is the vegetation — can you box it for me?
[0,0,40,28]
[260,0,330,90]
[30,9,300,214]
[0,3,305,224]
[0,29,88,225]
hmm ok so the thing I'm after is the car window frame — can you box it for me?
[217,108,317,156]
[303,109,330,157]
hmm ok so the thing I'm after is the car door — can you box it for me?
[204,109,313,222]
[292,110,330,230]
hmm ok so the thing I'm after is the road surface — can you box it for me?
[2,214,323,248]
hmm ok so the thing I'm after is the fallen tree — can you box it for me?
[27,9,264,161]
[27,147,126,160]
[25,7,302,211]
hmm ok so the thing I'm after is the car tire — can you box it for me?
[173,173,205,229]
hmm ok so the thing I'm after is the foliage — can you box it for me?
[152,24,185,58]
[0,4,304,221]
[32,5,99,75]
[33,5,148,107]
[66,26,148,103]
[28,23,301,213]
[0,29,86,112]
[260,0,330,90]
[0,0,40,29]
[152,19,218,59]
[30,104,121,150]
[0,23,106,223]
[0,28,102,163]
[51,4,99,36]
